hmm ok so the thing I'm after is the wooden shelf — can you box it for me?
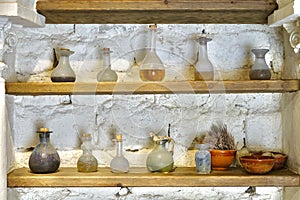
[7,167,299,187]
[5,80,299,95]
[36,0,277,24]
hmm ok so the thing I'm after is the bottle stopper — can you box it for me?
[115,134,123,142]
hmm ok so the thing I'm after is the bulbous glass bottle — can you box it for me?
[249,49,271,80]
[139,24,165,81]
[97,48,118,82]
[77,133,98,172]
[28,128,60,174]
[110,134,130,173]
[51,48,76,82]
[195,143,211,174]
[194,37,214,81]
[146,138,174,173]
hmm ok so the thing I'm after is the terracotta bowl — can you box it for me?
[271,152,288,170]
[209,149,236,171]
[239,155,275,174]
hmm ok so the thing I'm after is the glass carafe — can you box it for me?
[146,134,174,173]
[249,48,271,80]
[195,143,211,174]
[51,48,76,82]
[97,48,118,82]
[110,134,130,173]
[77,133,98,172]
[139,25,165,81]
[194,37,214,81]
[28,128,60,174]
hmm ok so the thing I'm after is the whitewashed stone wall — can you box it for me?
[7,24,285,199]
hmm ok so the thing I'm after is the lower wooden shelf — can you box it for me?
[7,167,299,187]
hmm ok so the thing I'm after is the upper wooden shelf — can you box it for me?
[36,0,277,24]
[7,167,299,187]
[5,80,299,95]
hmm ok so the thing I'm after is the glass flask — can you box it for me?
[194,37,214,81]
[110,134,130,173]
[77,133,98,172]
[146,134,174,173]
[97,47,118,82]
[139,24,165,81]
[28,128,60,174]
[51,48,76,82]
[249,49,271,80]
[195,143,211,174]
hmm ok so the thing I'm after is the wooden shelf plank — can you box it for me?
[5,80,299,95]
[7,167,299,187]
[36,0,277,24]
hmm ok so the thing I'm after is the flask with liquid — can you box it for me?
[77,133,98,172]
[110,134,130,173]
[139,25,165,81]
[249,49,271,80]
[97,47,118,82]
[195,143,211,174]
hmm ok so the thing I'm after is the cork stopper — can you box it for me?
[115,134,123,142]
[37,127,52,133]
[149,24,157,30]
[103,47,110,51]
[82,133,91,138]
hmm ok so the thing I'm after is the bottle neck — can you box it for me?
[59,55,70,67]
[116,141,123,157]
[198,43,209,60]
[150,29,157,52]
[39,132,50,143]
[103,52,111,69]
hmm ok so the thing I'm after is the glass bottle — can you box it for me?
[97,47,118,82]
[146,137,174,173]
[28,128,60,174]
[110,134,130,173]
[139,24,165,81]
[51,48,76,82]
[249,48,271,80]
[77,133,98,172]
[195,143,211,174]
[194,37,214,81]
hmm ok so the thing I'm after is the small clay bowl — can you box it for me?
[271,152,288,170]
[239,155,275,174]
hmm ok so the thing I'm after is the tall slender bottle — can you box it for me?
[77,133,98,172]
[139,24,165,81]
[97,47,118,82]
[110,134,130,173]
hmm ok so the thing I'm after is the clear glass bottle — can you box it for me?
[249,48,271,80]
[28,128,60,174]
[97,48,118,82]
[77,133,98,172]
[195,143,211,174]
[146,137,174,173]
[51,48,76,82]
[194,37,214,81]
[110,134,130,173]
[139,24,165,81]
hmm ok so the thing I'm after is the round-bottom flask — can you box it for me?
[77,133,98,172]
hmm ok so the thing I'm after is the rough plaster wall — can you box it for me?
[7,24,285,199]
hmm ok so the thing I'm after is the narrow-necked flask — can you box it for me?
[28,128,60,174]
[97,48,118,82]
[139,25,165,81]
[77,133,98,172]
[249,49,271,80]
[110,134,130,173]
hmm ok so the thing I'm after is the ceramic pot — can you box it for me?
[209,149,236,171]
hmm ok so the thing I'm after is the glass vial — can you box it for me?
[195,143,211,174]
[77,133,98,172]
[28,128,60,174]
[51,48,76,82]
[110,134,130,173]
[249,49,271,80]
[194,37,214,81]
[139,24,165,81]
[97,47,118,82]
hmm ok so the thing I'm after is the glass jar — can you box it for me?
[249,48,271,80]
[110,134,130,173]
[51,48,76,82]
[77,133,98,172]
[194,37,214,81]
[139,25,165,81]
[195,143,211,174]
[97,47,118,82]
[28,128,60,174]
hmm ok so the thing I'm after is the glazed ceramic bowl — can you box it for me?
[239,155,275,174]
[209,149,237,171]
[271,152,288,170]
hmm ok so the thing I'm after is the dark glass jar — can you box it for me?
[28,128,60,173]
